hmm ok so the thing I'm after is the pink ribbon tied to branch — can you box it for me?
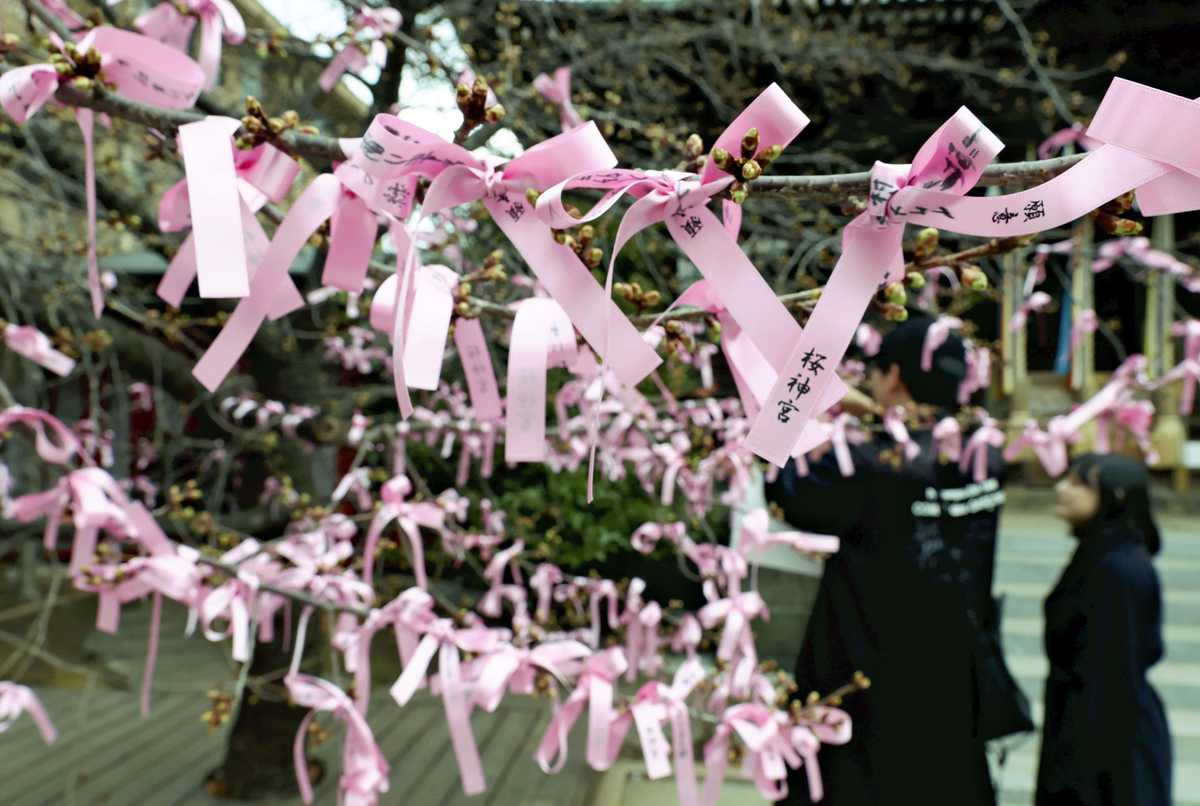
[701,703,832,805]
[1010,291,1054,332]
[355,115,659,419]
[1172,320,1200,414]
[534,646,629,773]
[390,619,508,796]
[319,9,402,93]
[1070,308,1099,358]
[9,467,133,576]
[136,0,245,90]
[734,508,840,564]
[535,85,825,425]
[157,135,299,305]
[470,639,592,713]
[286,673,389,806]
[369,262,459,392]
[921,315,963,371]
[0,682,57,745]
[621,578,663,681]
[699,590,768,697]
[533,66,584,131]
[199,567,260,663]
[478,540,528,621]
[361,475,444,590]
[0,406,82,466]
[960,415,1006,482]
[0,26,205,318]
[3,324,75,377]
[606,680,699,803]
[505,296,580,462]
[335,587,436,715]
[747,107,1003,464]
[882,407,922,462]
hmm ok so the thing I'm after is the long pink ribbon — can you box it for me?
[533,67,584,131]
[1,27,204,318]
[747,107,1003,464]
[136,0,245,90]
[3,325,75,377]
[505,298,579,462]
[0,683,57,745]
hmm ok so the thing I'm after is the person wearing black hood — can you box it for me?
[1035,453,1173,806]
[766,316,1021,805]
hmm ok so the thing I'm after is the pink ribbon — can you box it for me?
[0,682,57,745]
[958,341,992,405]
[361,475,444,590]
[319,9,401,93]
[157,137,299,305]
[454,318,504,421]
[699,590,767,697]
[1070,308,1099,356]
[735,508,840,562]
[855,323,882,357]
[9,467,133,575]
[1,27,205,317]
[608,681,699,802]
[959,416,1005,482]
[136,0,246,90]
[701,704,827,805]
[1172,320,1200,414]
[287,673,389,806]
[390,619,507,795]
[478,540,527,620]
[370,263,458,390]
[505,297,579,462]
[0,407,81,465]
[534,646,628,773]
[620,578,663,681]
[1010,291,1054,332]
[921,315,962,371]
[530,563,564,623]
[932,416,963,464]
[882,407,921,462]
[3,325,75,377]
[1037,122,1100,160]
[199,569,259,662]
[533,66,584,131]
[471,639,591,712]
[748,107,1002,464]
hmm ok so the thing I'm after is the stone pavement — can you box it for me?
[0,508,1195,804]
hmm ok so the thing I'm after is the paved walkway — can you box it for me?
[0,509,1196,804]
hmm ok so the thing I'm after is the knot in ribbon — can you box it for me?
[921,315,963,371]
[199,569,260,663]
[157,134,299,307]
[286,673,388,806]
[1,26,205,318]
[932,416,964,464]
[319,9,402,92]
[478,540,527,620]
[630,521,687,554]
[0,682,56,745]
[534,646,628,773]
[620,578,663,681]
[362,474,445,590]
[702,704,811,804]
[699,591,768,694]
[747,107,1002,464]
[471,639,592,713]
[136,0,245,90]
[882,407,922,462]
[960,416,1006,482]
[0,406,81,466]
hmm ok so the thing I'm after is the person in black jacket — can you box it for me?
[766,318,1006,806]
[1035,453,1172,806]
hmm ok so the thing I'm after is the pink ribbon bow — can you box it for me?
[620,578,663,681]
[0,682,57,745]
[199,568,259,663]
[882,407,922,462]
[9,467,133,575]
[157,135,299,305]
[533,66,584,131]
[921,315,963,371]
[1010,291,1054,332]
[3,325,75,377]
[471,639,592,713]
[286,673,389,806]
[607,681,699,803]
[701,704,824,805]
[1070,308,1099,357]
[734,508,840,562]
[699,590,768,696]
[390,619,508,795]
[958,341,992,405]
[361,475,445,590]
[529,563,564,623]
[960,416,1006,482]
[630,521,687,554]
[505,297,580,462]
[0,27,205,317]
[536,85,810,421]
[748,107,1003,464]
[932,416,963,464]
[136,0,246,90]
[478,540,527,621]
[336,588,436,715]
[319,9,402,92]
[1037,122,1100,160]
[534,646,628,773]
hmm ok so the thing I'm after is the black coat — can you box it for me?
[1035,527,1172,806]
[765,428,1003,806]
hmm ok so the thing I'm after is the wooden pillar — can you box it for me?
[1069,217,1097,398]
[1145,215,1189,490]
[1001,248,1030,424]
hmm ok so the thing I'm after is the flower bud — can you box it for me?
[758,144,783,165]
[741,159,762,181]
[904,271,926,289]
[884,282,907,306]
[740,127,759,159]
[525,188,540,206]
[585,247,603,268]
[685,133,704,157]
[960,266,989,290]
[914,227,939,258]
[711,147,732,171]
[484,104,506,123]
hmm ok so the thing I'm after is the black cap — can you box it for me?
[869,316,966,409]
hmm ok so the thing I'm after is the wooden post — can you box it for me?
[1069,217,1096,398]
[1145,215,1189,491]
